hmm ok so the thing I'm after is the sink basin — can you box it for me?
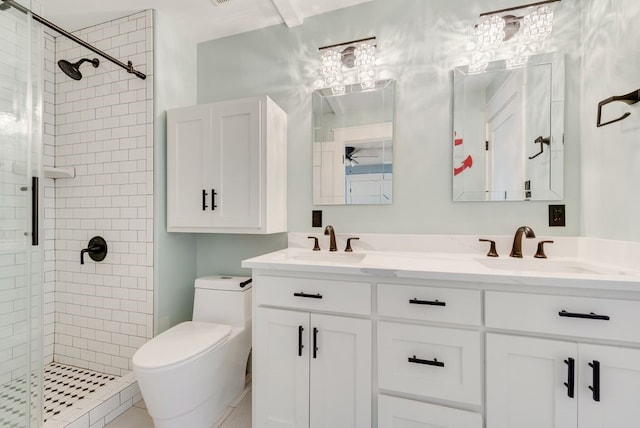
[285,251,366,263]
[476,258,616,275]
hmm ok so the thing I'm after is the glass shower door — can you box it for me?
[0,1,43,426]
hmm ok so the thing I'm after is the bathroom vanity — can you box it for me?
[243,235,640,428]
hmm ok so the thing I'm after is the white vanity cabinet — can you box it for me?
[253,275,372,428]
[486,291,640,428]
[166,96,287,233]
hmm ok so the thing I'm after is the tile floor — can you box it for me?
[105,385,251,428]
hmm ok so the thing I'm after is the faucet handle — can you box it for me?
[345,237,360,252]
[534,240,554,259]
[307,236,321,251]
[479,239,499,257]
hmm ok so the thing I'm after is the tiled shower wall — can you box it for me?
[53,10,153,376]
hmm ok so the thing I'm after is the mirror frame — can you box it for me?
[452,53,565,201]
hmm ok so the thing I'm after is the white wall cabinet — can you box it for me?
[167,96,287,233]
[254,306,371,428]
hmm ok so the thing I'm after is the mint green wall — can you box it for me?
[194,0,583,276]
[153,11,198,334]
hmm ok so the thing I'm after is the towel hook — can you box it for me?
[528,136,551,160]
[596,88,639,127]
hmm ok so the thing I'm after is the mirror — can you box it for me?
[312,79,394,205]
[452,53,564,201]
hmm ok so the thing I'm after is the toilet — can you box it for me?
[132,276,252,428]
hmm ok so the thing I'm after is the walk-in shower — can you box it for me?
[1,1,150,426]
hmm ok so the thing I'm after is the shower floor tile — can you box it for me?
[0,375,32,428]
[43,363,117,423]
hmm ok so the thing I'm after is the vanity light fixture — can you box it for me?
[476,0,560,50]
[319,37,377,94]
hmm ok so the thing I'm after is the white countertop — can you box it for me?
[242,247,640,292]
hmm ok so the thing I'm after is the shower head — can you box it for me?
[57,57,99,81]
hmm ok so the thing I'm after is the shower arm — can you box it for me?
[1,0,146,80]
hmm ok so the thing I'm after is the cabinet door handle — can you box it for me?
[409,298,446,307]
[202,189,208,210]
[31,177,39,246]
[589,360,600,402]
[558,310,610,321]
[408,355,445,367]
[212,189,217,210]
[313,328,318,359]
[294,292,323,299]
[298,325,304,357]
[564,357,575,398]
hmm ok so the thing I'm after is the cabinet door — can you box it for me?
[210,99,262,229]
[579,344,640,428]
[486,333,577,428]
[254,308,310,428]
[310,314,371,428]
[167,105,214,230]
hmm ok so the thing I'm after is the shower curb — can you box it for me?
[41,372,140,428]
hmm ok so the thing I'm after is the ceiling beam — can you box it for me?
[270,0,303,27]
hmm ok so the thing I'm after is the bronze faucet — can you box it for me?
[510,226,536,258]
[324,225,337,252]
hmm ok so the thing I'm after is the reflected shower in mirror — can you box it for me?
[452,53,564,201]
[312,79,394,205]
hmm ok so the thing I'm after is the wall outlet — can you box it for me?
[312,210,322,228]
[549,205,566,227]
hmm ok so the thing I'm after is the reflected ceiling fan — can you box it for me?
[345,146,376,165]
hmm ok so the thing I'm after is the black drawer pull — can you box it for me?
[410,298,446,307]
[558,310,610,321]
[298,325,304,357]
[294,292,323,299]
[212,189,217,210]
[589,360,600,402]
[408,355,445,367]
[564,357,575,398]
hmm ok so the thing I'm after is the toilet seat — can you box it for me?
[133,321,231,371]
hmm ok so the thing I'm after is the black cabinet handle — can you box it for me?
[202,189,208,210]
[313,328,318,359]
[294,292,323,299]
[212,189,217,210]
[589,360,600,402]
[558,310,610,321]
[410,298,446,307]
[298,325,304,357]
[31,177,38,246]
[564,357,575,398]
[408,355,445,367]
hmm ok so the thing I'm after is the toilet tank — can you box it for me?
[193,276,252,328]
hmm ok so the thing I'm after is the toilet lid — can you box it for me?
[132,321,231,370]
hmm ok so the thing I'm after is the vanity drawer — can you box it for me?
[486,291,640,343]
[378,395,482,428]
[378,284,481,326]
[378,321,482,405]
[254,275,371,316]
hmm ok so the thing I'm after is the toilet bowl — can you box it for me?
[132,276,252,428]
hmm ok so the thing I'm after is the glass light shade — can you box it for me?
[354,42,376,90]
[321,49,345,95]
[476,15,506,51]
[521,5,554,44]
